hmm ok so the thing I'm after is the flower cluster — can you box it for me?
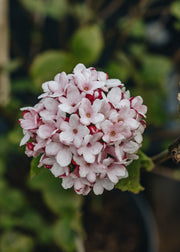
[19,63,147,195]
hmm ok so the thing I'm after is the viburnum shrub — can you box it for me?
[19,63,147,195]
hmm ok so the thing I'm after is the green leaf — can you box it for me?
[116,158,143,194]
[138,150,154,171]
[70,25,104,65]
[116,151,154,193]
[30,50,76,86]
[20,0,68,20]
[30,156,42,179]
[170,1,180,19]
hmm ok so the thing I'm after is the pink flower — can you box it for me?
[79,98,104,126]
[131,96,147,117]
[19,63,147,195]
[109,100,140,130]
[62,176,91,195]
[45,142,72,167]
[77,133,103,163]
[58,85,84,114]
[106,163,128,184]
[39,97,59,122]
[59,114,89,147]
[101,120,131,143]
[106,87,122,108]
[102,79,123,92]
[37,123,56,139]
[74,156,101,183]
[73,64,104,94]
[93,177,114,195]
[19,108,40,130]
[50,162,69,177]
[39,72,68,98]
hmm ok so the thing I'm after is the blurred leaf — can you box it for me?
[28,167,84,245]
[11,78,34,93]
[0,231,34,252]
[116,52,143,85]
[106,61,129,82]
[8,127,23,145]
[70,3,93,23]
[170,1,180,19]
[70,25,104,65]
[30,156,42,179]
[130,19,145,38]
[20,0,68,20]
[0,214,19,229]
[131,88,167,126]
[29,166,83,215]
[44,188,82,216]
[0,158,5,176]
[30,50,76,86]
[19,210,53,244]
[0,188,26,214]
[116,157,143,193]
[174,20,180,30]
[140,55,171,88]
[2,59,22,73]
[53,218,76,252]
[129,43,147,58]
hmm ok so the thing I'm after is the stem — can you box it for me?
[75,236,85,252]
[150,137,180,181]
[151,149,170,165]
[151,166,180,182]
[99,0,124,20]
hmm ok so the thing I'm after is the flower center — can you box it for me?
[73,129,78,134]
[84,86,89,91]
[86,113,91,118]
[110,131,116,136]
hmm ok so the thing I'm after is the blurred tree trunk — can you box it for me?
[0,0,10,106]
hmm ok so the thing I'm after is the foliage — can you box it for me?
[20,0,68,20]
[70,25,104,64]
[116,151,154,193]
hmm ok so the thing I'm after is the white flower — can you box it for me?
[131,96,147,117]
[79,98,104,126]
[77,133,103,163]
[58,85,84,114]
[59,114,89,147]
[93,178,114,195]
[101,120,131,143]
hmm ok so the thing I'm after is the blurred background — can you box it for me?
[0,0,180,251]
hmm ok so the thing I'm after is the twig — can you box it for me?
[151,165,180,182]
[151,149,170,165]
[99,0,124,20]
[151,137,180,165]
[150,137,180,181]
